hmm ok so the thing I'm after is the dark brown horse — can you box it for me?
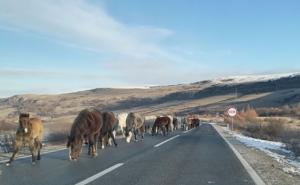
[6,113,44,166]
[191,118,200,128]
[173,117,179,130]
[99,112,118,149]
[67,108,103,160]
[152,116,171,136]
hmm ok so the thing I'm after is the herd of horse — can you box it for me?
[5,108,200,166]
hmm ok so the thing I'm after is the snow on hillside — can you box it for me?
[235,133,300,175]
[213,72,300,85]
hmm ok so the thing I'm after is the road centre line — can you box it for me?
[183,128,194,134]
[154,135,180,148]
[74,163,124,185]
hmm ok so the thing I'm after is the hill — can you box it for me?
[0,73,300,135]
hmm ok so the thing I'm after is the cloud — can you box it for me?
[0,0,212,97]
[0,0,175,59]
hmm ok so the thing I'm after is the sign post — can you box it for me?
[227,107,237,130]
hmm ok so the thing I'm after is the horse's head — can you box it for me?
[19,113,30,133]
[67,136,82,161]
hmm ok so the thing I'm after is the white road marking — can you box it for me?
[0,147,67,164]
[74,163,124,185]
[154,135,180,148]
[183,128,194,134]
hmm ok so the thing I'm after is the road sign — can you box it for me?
[227,107,237,117]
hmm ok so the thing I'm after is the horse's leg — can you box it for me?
[167,125,169,135]
[36,139,42,160]
[99,134,105,149]
[6,141,21,166]
[108,131,118,147]
[162,126,166,136]
[29,141,37,165]
[105,134,110,146]
[88,136,93,155]
[133,129,138,141]
[151,126,155,136]
[140,126,145,140]
[93,133,98,157]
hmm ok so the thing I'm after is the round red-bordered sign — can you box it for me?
[227,107,237,117]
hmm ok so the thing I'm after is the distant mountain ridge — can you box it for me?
[0,72,299,125]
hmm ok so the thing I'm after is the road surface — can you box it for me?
[0,124,255,185]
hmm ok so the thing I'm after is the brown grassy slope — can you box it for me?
[0,75,300,135]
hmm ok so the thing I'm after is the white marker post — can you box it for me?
[227,107,237,130]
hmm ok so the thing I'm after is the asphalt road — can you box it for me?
[0,124,255,185]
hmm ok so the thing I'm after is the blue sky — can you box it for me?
[0,0,299,97]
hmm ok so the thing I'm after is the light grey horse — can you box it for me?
[125,112,145,143]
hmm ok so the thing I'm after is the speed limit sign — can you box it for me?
[228,107,237,117]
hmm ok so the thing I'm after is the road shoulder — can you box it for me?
[213,124,300,185]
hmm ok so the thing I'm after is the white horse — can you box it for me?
[125,113,145,143]
[115,112,128,137]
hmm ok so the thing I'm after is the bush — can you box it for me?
[281,127,300,157]
[263,121,284,140]
[245,122,261,134]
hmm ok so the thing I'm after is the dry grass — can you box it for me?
[257,103,300,117]
[46,120,72,144]
[0,120,16,132]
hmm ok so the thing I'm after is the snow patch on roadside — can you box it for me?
[235,133,300,176]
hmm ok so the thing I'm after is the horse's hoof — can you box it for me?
[6,162,10,166]
[92,153,98,158]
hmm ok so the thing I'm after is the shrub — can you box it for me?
[281,127,300,157]
[262,121,284,140]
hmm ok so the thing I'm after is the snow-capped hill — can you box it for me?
[213,72,300,85]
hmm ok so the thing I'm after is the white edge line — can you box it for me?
[212,125,266,185]
[74,163,124,185]
[183,128,194,134]
[154,135,180,148]
[0,147,67,164]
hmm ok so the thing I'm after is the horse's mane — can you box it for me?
[70,108,101,139]
[20,113,30,118]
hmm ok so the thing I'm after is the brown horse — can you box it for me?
[185,116,200,129]
[99,112,118,149]
[6,113,44,166]
[191,118,200,128]
[67,108,103,161]
[152,116,171,136]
